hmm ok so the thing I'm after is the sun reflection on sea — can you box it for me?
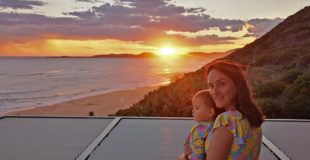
[163,68,171,73]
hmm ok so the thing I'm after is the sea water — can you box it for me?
[0,57,211,113]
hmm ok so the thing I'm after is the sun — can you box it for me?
[157,47,177,56]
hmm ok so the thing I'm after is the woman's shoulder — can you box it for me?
[215,110,243,123]
[213,110,260,145]
[218,110,243,117]
[214,111,246,137]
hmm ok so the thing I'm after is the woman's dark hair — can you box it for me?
[192,90,224,121]
[205,60,264,127]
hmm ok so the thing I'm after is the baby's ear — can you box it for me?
[209,108,215,117]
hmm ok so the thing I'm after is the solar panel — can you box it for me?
[260,143,279,160]
[88,118,195,160]
[0,117,306,160]
[0,117,113,160]
[263,120,310,160]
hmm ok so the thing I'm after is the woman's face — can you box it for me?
[207,69,237,110]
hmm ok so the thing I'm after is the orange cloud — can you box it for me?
[0,38,51,56]
[0,1,283,56]
[0,38,157,56]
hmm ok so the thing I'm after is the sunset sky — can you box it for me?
[0,0,309,56]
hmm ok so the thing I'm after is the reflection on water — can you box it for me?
[154,55,208,75]
[0,57,211,113]
[158,80,171,86]
[163,68,171,74]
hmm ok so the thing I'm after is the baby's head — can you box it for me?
[192,90,223,122]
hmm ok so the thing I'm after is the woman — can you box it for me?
[204,60,264,160]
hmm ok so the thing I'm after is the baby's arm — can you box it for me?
[177,132,192,160]
[184,132,192,156]
[177,152,189,160]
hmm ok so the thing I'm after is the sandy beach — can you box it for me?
[5,86,160,116]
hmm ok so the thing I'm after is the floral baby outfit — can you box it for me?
[184,121,213,160]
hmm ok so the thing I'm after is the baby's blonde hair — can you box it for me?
[192,90,223,120]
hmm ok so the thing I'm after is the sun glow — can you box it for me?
[157,47,177,56]
[0,38,154,56]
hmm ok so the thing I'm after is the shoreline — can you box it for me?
[4,85,161,116]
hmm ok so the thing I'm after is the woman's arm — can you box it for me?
[206,127,233,160]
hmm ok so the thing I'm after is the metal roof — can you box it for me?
[262,120,310,160]
[0,116,309,160]
[88,119,195,160]
[0,116,113,160]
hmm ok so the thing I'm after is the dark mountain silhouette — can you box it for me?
[92,52,157,58]
[46,51,231,59]
[112,6,310,119]
[93,51,231,59]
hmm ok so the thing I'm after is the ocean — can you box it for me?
[0,57,211,113]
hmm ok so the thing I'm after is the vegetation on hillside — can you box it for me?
[114,68,208,117]
[256,71,310,118]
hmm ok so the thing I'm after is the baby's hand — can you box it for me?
[177,152,188,160]
[184,144,192,156]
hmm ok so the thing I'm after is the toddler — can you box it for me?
[178,90,223,160]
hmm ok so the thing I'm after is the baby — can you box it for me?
[178,90,223,160]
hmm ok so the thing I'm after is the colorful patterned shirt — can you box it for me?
[205,111,262,160]
[184,121,213,160]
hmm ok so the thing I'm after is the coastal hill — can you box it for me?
[92,51,232,59]
[113,6,310,119]
[92,52,157,58]
[226,6,310,70]
[46,51,232,59]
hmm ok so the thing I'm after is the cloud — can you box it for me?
[167,34,238,46]
[65,2,245,32]
[0,0,283,49]
[119,0,168,9]
[0,0,45,9]
[166,26,249,39]
[75,0,102,3]
[185,7,206,14]
[63,10,95,19]
[247,18,283,37]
